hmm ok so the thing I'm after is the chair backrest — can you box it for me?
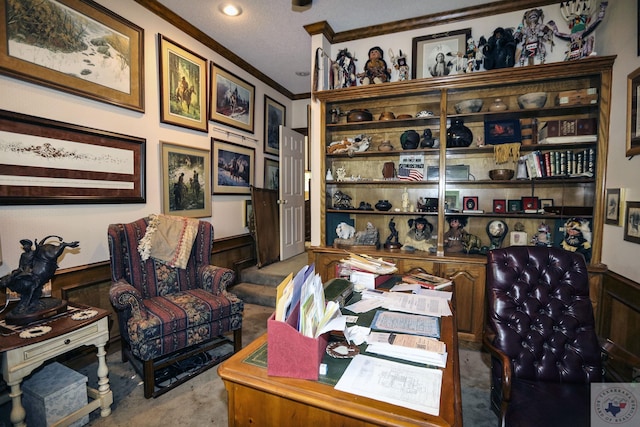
[486,246,602,383]
[108,217,213,299]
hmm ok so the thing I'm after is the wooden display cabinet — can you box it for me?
[312,56,615,342]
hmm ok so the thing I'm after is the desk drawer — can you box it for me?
[22,321,104,363]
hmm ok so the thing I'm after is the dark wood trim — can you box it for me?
[134,0,294,99]
[600,269,640,357]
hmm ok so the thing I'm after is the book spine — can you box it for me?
[587,147,595,174]
[560,151,567,175]
[544,151,552,177]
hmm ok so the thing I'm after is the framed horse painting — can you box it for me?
[159,35,208,132]
[212,138,255,195]
[210,64,255,133]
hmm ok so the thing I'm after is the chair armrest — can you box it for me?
[199,264,235,295]
[483,330,514,401]
[109,279,148,319]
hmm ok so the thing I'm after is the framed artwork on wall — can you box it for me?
[264,158,279,191]
[243,199,253,228]
[161,141,211,218]
[0,0,144,112]
[158,35,208,132]
[411,28,471,79]
[623,201,640,244]
[264,95,285,156]
[0,109,146,205]
[626,66,640,157]
[210,64,255,133]
[484,119,522,145]
[605,188,625,226]
[212,138,254,195]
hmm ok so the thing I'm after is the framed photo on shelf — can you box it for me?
[210,64,255,133]
[264,95,285,156]
[626,66,640,157]
[493,199,506,213]
[605,188,625,226]
[623,201,640,244]
[158,35,208,132]
[212,139,255,195]
[508,199,522,212]
[411,28,471,79]
[161,141,211,218]
[445,190,460,212]
[0,0,144,112]
[264,158,279,191]
[463,196,478,211]
[522,196,539,211]
[484,120,522,145]
[540,198,554,208]
[0,109,145,205]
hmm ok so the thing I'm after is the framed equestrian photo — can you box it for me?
[605,188,625,226]
[161,141,211,218]
[0,110,146,205]
[0,0,144,112]
[623,201,640,244]
[411,29,471,79]
[626,66,640,157]
[264,95,286,156]
[264,158,279,191]
[212,139,255,195]
[210,64,255,133]
[158,35,208,132]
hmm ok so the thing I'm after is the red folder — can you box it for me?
[267,302,329,380]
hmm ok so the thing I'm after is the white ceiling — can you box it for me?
[156,0,497,96]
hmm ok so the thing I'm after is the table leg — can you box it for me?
[7,380,26,427]
[96,343,112,417]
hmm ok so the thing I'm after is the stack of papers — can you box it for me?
[402,272,452,289]
[366,331,447,367]
[339,253,398,275]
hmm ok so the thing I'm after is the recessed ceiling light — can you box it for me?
[219,4,242,17]
[295,71,310,77]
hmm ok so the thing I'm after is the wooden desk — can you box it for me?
[1,306,112,427]
[218,313,462,427]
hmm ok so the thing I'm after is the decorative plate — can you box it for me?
[326,341,360,359]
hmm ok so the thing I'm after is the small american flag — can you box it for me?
[398,167,423,181]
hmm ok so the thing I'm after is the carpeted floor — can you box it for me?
[0,302,497,426]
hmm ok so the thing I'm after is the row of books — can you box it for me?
[522,147,595,179]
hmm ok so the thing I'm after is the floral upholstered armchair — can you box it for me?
[108,215,243,398]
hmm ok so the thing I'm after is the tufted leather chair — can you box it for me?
[483,246,601,427]
[108,217,243,398]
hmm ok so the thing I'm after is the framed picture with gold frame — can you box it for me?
[161,141,211,218]
[158,35,208,132]
[623,201,640,244]
[212,138,254,195]
[0,0,144,112]
[210,64,255,133]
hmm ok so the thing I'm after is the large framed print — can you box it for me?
[210,64,255,133]
[159,35,208,132]
[264,95,285,156]
[411,29,471,79]
[0,0,144,112]
[0,109,145,204]
[626,66,640,157]
[161,141,211,218]
[212,139,255,195]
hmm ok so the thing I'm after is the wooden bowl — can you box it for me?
[489,169,515,180]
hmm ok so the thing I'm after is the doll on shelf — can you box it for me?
[404,217,436,252]
[444,216,469,253]
[358,46,391,85]
[561,217,592,263]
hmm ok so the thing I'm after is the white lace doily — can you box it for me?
[71,309,98,320]
[19,325,52,339]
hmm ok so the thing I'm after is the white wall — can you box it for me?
[309,0,640,281]
[0,0,291,275]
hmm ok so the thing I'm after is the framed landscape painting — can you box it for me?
[159,35,207,132]
[0,0,144,112]
[264,95,285,156]
[212,139,254,195]
[161,141,211,218]
[264,158,279,191]
[210,64,255,133]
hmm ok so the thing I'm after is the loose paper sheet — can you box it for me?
[335,354,442,415]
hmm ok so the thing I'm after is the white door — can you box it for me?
[279,125,305,260]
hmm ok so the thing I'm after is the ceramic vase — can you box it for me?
[446,119,473,147]
[489,98,508,112]
[375,200,392,211]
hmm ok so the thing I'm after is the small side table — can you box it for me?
[1,305,112,427]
